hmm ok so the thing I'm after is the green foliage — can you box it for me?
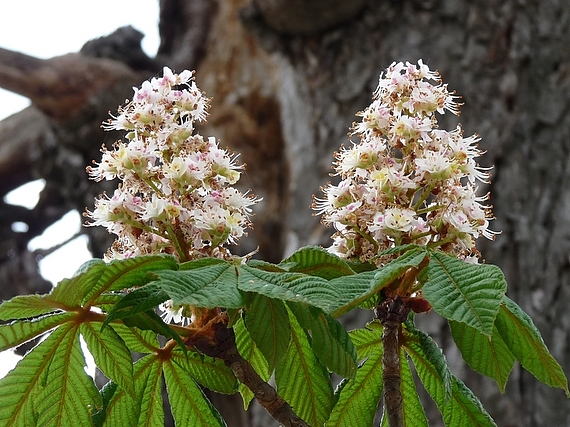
[306,308,357,378]
[0,247,566,426]
[404,333,498,427]
[424,251,507,335]
[234,317,270,408]
[287,302,357,378]
[80,322,134,396]
[0,325,100,427]
[163,360,227,427]
[331,248,428,317]
[244,294,291,371]
[495,297,569,396]
[326,327,384,427]
[275,313,334,427]
[449,321,514,392]
[153,262,244,308]
[279,245,357,279]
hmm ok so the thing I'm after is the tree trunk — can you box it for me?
[0,0,569,426]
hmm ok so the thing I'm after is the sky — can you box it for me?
[0,0,161,378]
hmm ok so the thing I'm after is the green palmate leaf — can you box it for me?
[112,323,159,354]
[234,318,269,408]
[403,324,453,403]
[288,302,357,377]
[424,251,507,335]
[101,283,169,329]
[0,312,74,352]
[372,248,427,288]
[35,326,101,427]
[287,301,314,330]
[495,297,569,396]
[446,377,498,427]
[349,322,383,358]
[0,324,101,427]
[328,271,381,316]
[238,266,338,311]
[153,262,244,308]
[80,255,178,307]
[279,245,356,279]
[47,259,106,307]
[171,349,238,394]
[275,314,334,427]
[122,309,185,349]
[80,322,134,396]
[103,355,163,427]
[91,293,124,313]
[326,344,383,426]
[246,259,287,272]
[395,350,429,427]
[73,258,108,277]
[405,339,497,427]
[135,358,164,427]
[0,294,61,321]
[308,308,357,378]
[331,249,428,317]
[179,257,229,270]
[449,320,515,392]
[92,381,119,427]
[163,359,226,427]
[244,295,290,371]
[241,254,427,318]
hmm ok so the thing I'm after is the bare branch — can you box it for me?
[376,297,411,427]
[251,0,367,35]
[0,47,137,120]
[188,317,310,427]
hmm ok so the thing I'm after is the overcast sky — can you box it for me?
[0,0,161,378]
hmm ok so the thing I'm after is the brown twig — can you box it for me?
[375,296,411,427]
[187,315,310,427]
[382,318,404,427]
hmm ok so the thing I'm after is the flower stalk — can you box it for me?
[314,60,497,266]
[315,60,499,425]
[84,67,313,426]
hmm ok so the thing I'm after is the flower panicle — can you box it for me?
[313,60,498,265]
[85,67,261,263]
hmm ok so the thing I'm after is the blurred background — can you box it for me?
[0,1,569,426]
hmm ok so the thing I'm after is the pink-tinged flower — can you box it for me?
[140,194,168,221]
[314,60,497,265]
[354,100,392,136]
[326,201,363,224]
[370,208,417,233]
[86,67,260,262]
[414,149,453,181]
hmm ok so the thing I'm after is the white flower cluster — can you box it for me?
[85,67,259,261]
[314,60,496,265]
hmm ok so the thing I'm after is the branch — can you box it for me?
[250,0,368,35]
[188,318,310,427]
[375,296,411,427]
[382,319,404,427]
[0,107,49,197]
[0,47,137,120]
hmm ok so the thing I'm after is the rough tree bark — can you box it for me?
[0,0,569,426]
